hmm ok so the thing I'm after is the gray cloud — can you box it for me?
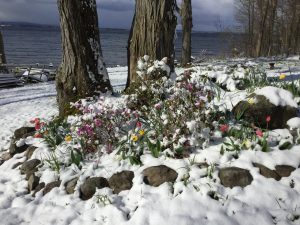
[0,0,235,31]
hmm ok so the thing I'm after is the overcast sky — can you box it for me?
[0,0,235,31]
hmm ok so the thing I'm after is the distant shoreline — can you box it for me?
[0,21,242,34]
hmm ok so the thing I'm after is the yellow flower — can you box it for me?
[131,135,138,142]
[248,97,255,105]
[243,139,252,149]
[139,129,145,136]
[65,135,72,142]
[279,74,286,80]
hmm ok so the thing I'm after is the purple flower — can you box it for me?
[186,83,193,91]
[94,119,102,127]
[154,103,162,109]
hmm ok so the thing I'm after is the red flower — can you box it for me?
[256,129,263,137]
[35,123,41,130]
[34,133,42,138]
[136,121,142,128]
[30,118,40,124]
[266,116,271,123]
[220,124,229,133]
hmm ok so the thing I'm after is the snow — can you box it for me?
[0,82,58,151]
[287,55,300,61]
[287,117,300,129]
[0,60,300,225]
[255,86,298,108]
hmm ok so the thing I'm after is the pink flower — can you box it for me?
[266,116,271,123]
[136,121,142,128]
[220,124,229,133]
[35,122,41,130]
[30,118,40,124]
[94,119,102,127]
[186,83,193,91]
[154,103,161,109]
[256,129,263,137]
[195,102,201,107]
[134,111,140,118]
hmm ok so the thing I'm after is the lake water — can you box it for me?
[1,24,233,67]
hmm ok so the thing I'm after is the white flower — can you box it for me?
[186,120,197,132]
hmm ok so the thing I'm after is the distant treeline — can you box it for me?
[235,0,300,57]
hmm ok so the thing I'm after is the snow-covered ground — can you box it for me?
[0,67,128,151]
[0,60,300,225]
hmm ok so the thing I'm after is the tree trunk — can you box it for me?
[56,0,112,117]
[0,31,7,72]
[255,0,270,57]
[126,0,177,88]
[181,0,193,66]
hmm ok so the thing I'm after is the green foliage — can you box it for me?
[44,152,61,173]
[222,137,241,157]
[95,194,112,206]
[147,138,161,158]
[42,117,70,150]
[243,66,269,92]
[69,147,83,168]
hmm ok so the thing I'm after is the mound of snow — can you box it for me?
[287,117,300,129]
[255,86,298,108]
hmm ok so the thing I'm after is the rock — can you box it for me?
[65,177,79,194]
[43,180,61,195]
[219,167,253,188]
[143,165,178,187]
[28,174,40,192]
[275,165,296,177]
[32,182,45,197]
[197,162,209,169]
[108,171,134,194]
[22,132,35,139]
[12,162,23,169]
[14,127,35,139]
[279,141,293,150]
[253,163,281,181]
[80,177,109,200]
[20,159,41,175]
[25,146,38,159]
[9,138,29,155]
[232,94,297,129]
[0,152,12,161]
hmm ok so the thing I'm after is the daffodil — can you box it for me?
[243,139,252,149]
[279,74,286,80]
[131,135,138,142]
[65,135,72,142]
[139,129,145,136]
[248,97,255,105]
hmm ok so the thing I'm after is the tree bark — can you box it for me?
[255,0,270,57]
[0,31,8,73]
[56,0,112,117]
[181,0,193,66]
[126,0,177,88]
